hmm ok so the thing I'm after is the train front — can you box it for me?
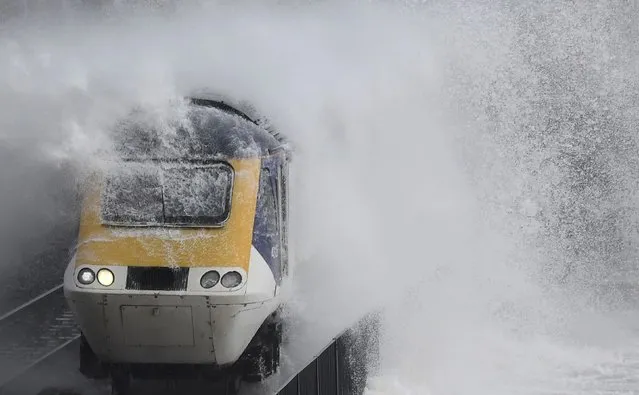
[62,102,284,373]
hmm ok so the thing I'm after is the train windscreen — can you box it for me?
[162,164,233,226]
[101,162,234,227]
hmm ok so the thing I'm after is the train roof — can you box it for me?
[112,95,288,161]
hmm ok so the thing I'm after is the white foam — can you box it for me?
[2,1,639,394]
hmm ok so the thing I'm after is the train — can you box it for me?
[62,93,292,394]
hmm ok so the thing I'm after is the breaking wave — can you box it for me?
[2,1,639,394]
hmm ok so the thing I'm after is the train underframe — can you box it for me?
[79,311,283,395]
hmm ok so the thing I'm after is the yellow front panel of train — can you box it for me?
[74,158,260,270]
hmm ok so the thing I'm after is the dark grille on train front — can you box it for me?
[126,267,189,291]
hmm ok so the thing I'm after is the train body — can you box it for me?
[62,96,292,394]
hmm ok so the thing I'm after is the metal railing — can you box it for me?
[276,312,381,395]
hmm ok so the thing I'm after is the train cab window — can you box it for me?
[278,162,289,275]
[254,167,280,264]
[162,163,233,226]
[102,162,233,227]
[102,163,164,225]
[259,169,279,237]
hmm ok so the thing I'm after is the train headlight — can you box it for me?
[78,268,95,285]
[97,269,115,286]
[200,270,220,289]
[221,271,242,288]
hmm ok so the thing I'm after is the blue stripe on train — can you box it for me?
[251,154,282,284]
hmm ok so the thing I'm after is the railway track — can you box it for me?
[0,284,80,388]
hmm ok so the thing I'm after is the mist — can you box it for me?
[2,1,639,394]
